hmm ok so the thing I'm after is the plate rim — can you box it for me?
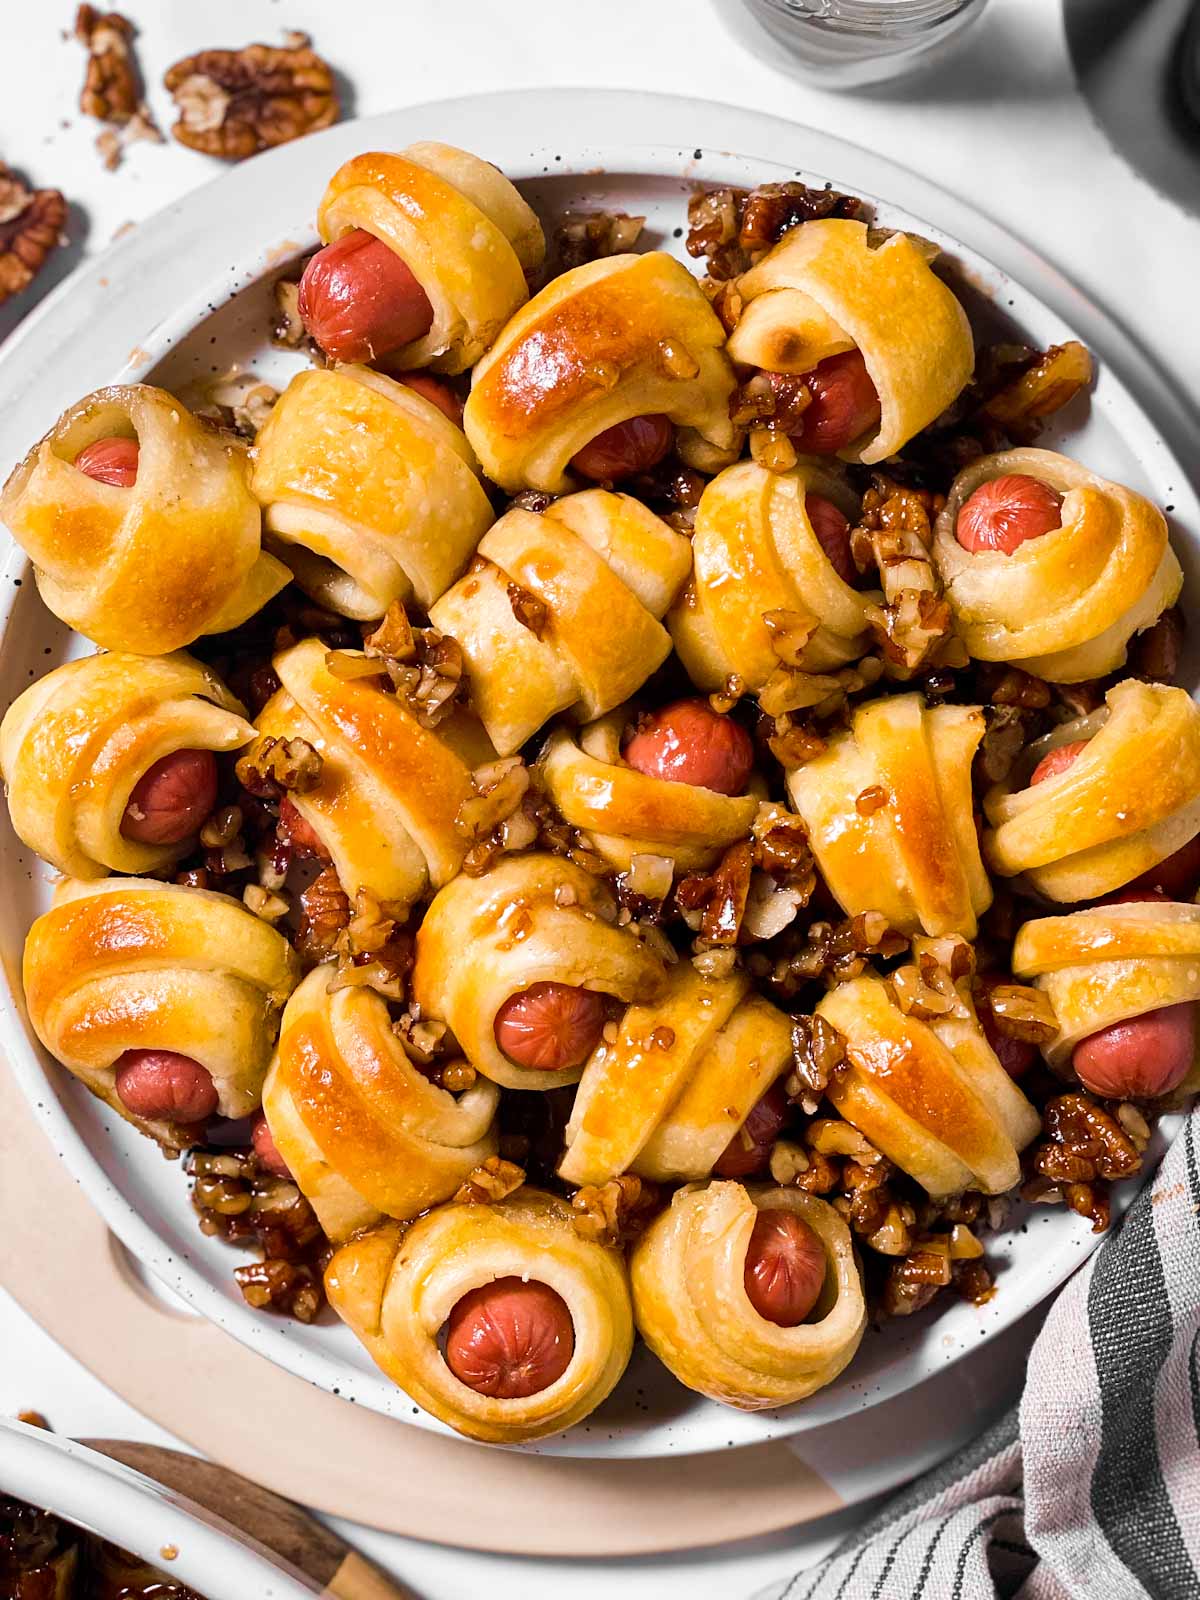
[0,86,1195,1462]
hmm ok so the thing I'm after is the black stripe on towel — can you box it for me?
[1088,1185,1200,1598]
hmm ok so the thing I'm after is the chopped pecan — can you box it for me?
[392,1008,448,1065]
[980,982,1057,1044]
[766,713,827,769]
[786,1013,847,1100]
[769,911,907,996]
[236,734,323,799]
[686,181,863,278]
[675,838,753,945]
[296,865,350,963]
[455,756,532,842]
[271,274,310,350]
[977,663,1051,710]
[363,599,416,663]
[977,704,1032,786]
[164,35,338,160]
[0,167,66,307]
[506,582,550,638]
[454,1156,526,1205]
[1028,1093,1140,1231]
[855,478,957,676]
[752,803,816,893]
[570,1175,660,1245]
[328,889,412,1001]
[386,627,466,728]
[199,370,279,439]
[553,211,645,271]
[190,1146,330,1323]
[741,872,806,940]
[1130,606,1184,685]
[981,340,1093,440]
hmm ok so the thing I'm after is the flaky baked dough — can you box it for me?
[933,448,1180,682]
[538,710,759,873]
[726,219,974,463]
[316,143,545,373]
[255,638,493,912]
[1012,900,1200,1070]
[786,693,991,938]
[429,490,692,756]
[463,252,736,492]
[411,852,668,1090]
[560,964,792,1186]
[262,968,498,1243]
[23,878,300,1148]
[984,680,1200,902]
[630,1182,865,1410]
[0,384,288,653]
[325,1188,634,1443]
[668,459,875,690]
[250,366,494,619]
[817,965,1040,1197]
[0,650,253,880]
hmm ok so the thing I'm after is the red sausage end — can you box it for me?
[298,229,435,365]
[788,350,881,456]
[623,699,754,796]
[444,1276,575,1398]
[121,749,218,846]
[955,474,1063,556]
[569,414,673,482]
[743,1208,827,1327]
[493,982,607,1072]
[114,1049,218,1124]
[74,436,139,488]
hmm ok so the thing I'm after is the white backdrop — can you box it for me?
[0,2,1197,1596]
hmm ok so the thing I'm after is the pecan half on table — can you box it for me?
[164,36,339,159]
[0,166,66,308]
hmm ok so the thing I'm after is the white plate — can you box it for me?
[0,1418,318,1598]
[0,90,1194,1462]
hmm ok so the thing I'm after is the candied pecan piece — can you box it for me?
[1130,606,1184,685]
[0,167,67,307]
[982,340,1093,439]
[976,704,1032,786]
[856,482,958,678]
[738,180,865,252]
[164,35,338,160]
[454,1156,526,1205]
[676,838,753,946]
[236,734,323,799]
[553,211,645,271]
[977,663,1051,710]
[506,582,550,638]
[786,1013,848,1100]
[766,713,827,769]
[571,1174,661,1245]
[979,981,1057,1044]
[752,803,816,891]
[296,864,350,963]
[1027,1093,1140,1232]
[770,910,907,996]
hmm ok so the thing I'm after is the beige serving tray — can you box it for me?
[0,1058,845,1556]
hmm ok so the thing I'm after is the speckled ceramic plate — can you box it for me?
[0,90,1194,1461]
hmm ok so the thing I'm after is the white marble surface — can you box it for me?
[0,2,1197,1596]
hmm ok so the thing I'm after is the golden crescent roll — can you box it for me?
[668,459,874,689]
[726,219,974,462]
[262,967,499,1243]
[250,365,494,619]
[538,711,759,874]
[629,1182,866,1409]
[463,252,736,492]
[933,449,1181,682]
[316,144,545,373]
[560,964,792,1186]
[0,651,253,880]
[23,878,300,1146]
[984,680,1200,902]
[786,693,991,938]
[411,852,669,1090]
[816,966,1040,1197]
[429,490,692,756]
[1012,900,1200,1069]
[254,637,493,911]
[0,384,288,653]
[325,1189,634,1443]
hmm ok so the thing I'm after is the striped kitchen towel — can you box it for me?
[759,1105,1200,1600]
